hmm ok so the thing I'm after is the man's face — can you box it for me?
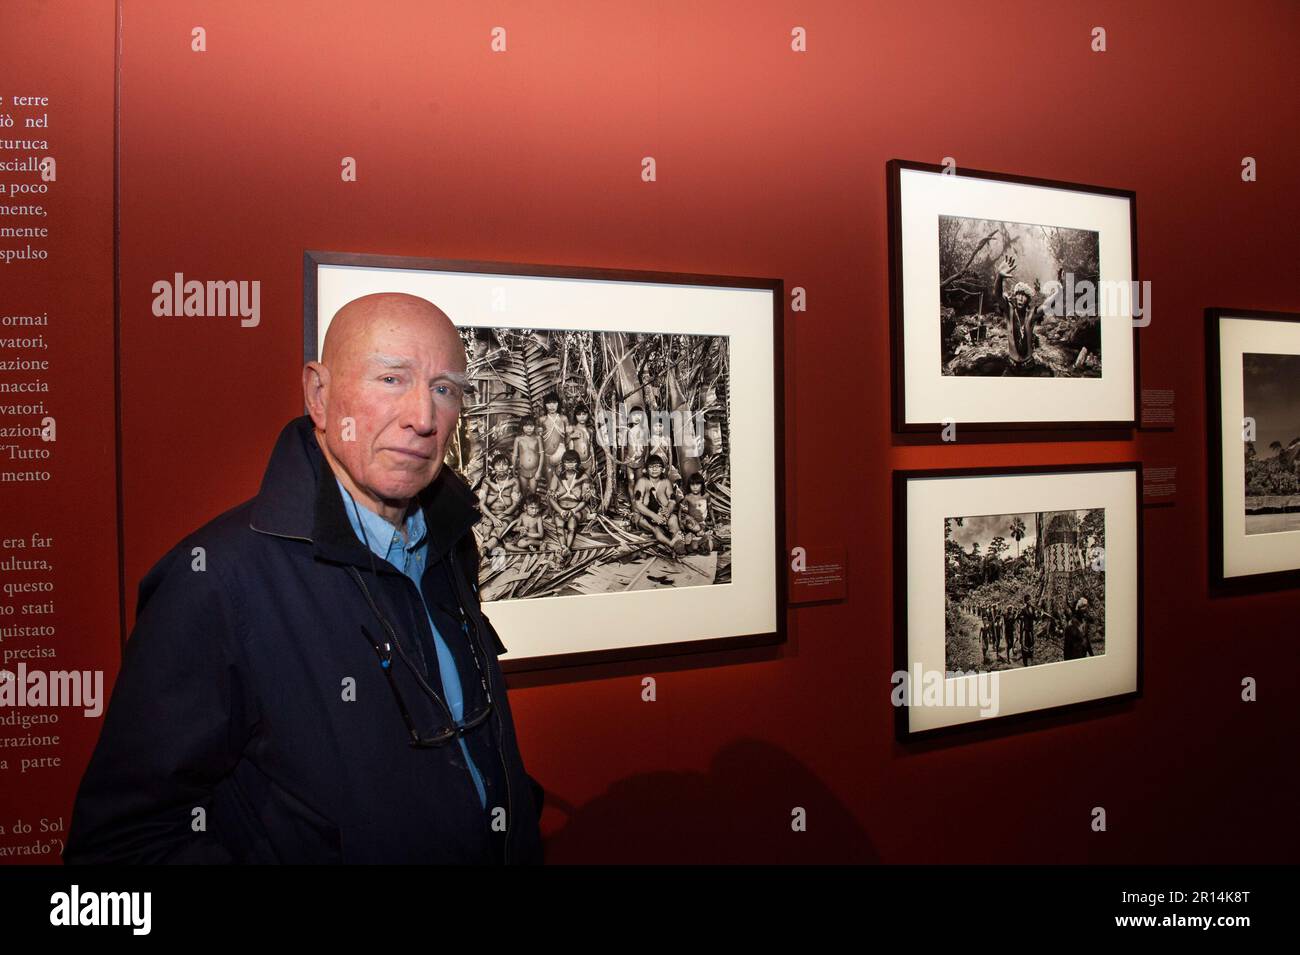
[1015,292,1030,307]
[320,312,466,505]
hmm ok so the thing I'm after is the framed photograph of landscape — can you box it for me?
[304,251,785,670]
[893,463,1142,740]
[888,159,1140,433]
[1206,308,1300,593]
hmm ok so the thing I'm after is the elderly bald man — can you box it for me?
[66,293,544,864]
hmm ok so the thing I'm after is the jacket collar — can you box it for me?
[249,415,479,570]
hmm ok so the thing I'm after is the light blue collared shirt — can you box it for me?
[335,476,487,808]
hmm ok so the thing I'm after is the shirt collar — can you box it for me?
[334,475,428,561]
[249,416,481,571]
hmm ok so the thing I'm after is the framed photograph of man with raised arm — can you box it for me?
[888,160,1140,433]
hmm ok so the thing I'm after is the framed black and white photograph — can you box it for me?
[893,463,1142,739]
[1206,308,1300,592]
[305,251,784,669]
[888,160,1139,432]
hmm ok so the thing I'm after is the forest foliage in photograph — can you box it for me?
[445,327,733,601]
[938,215,1101,378]
[944,509,1106,673]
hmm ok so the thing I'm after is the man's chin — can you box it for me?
[378,467,440,499]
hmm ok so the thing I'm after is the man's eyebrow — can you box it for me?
[368,354,472,390]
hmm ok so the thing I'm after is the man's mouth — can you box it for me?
[385,447,433,460]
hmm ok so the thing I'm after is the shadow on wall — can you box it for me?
[537,738,877,864]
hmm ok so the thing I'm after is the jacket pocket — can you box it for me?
[224,764,344,864]
[262,776,344,864]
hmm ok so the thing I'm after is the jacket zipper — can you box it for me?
[356,553,506,857]
[449,548,513,865]
[254,520,506,860]
[347,563,492,824]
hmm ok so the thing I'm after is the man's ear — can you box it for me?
[303,361,329,428]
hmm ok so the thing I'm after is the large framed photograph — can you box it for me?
[888,159,1139,432]
[1206,308,1300,592]
[893,463,1142,739]
[305,251,785,670]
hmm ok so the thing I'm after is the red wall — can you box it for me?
[31,0,1300,862]
[0,1,117,859]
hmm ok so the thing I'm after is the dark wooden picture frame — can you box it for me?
[893,461,1144,741]
[1206,307,1300,594]
[304,250,787,672]
[887,159,1141,434]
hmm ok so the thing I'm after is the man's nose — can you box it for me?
[399,382,437,435]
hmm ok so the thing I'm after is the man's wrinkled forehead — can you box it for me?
[323,293,464,368]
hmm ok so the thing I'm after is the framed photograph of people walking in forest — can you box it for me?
[888,160,1140,432]
[1206,308,1300,593]
[893,463,1142,739]
[305,251,784,670]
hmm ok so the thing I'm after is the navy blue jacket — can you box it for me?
[66,416,543,864]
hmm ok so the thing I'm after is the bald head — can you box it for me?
[304,292,470,525]
[322,292,457,368]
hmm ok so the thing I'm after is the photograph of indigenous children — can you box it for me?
[1242,352,1300,535]
[944,509,1106,673]
[447,326,731,602]
[937,214,1101,378]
